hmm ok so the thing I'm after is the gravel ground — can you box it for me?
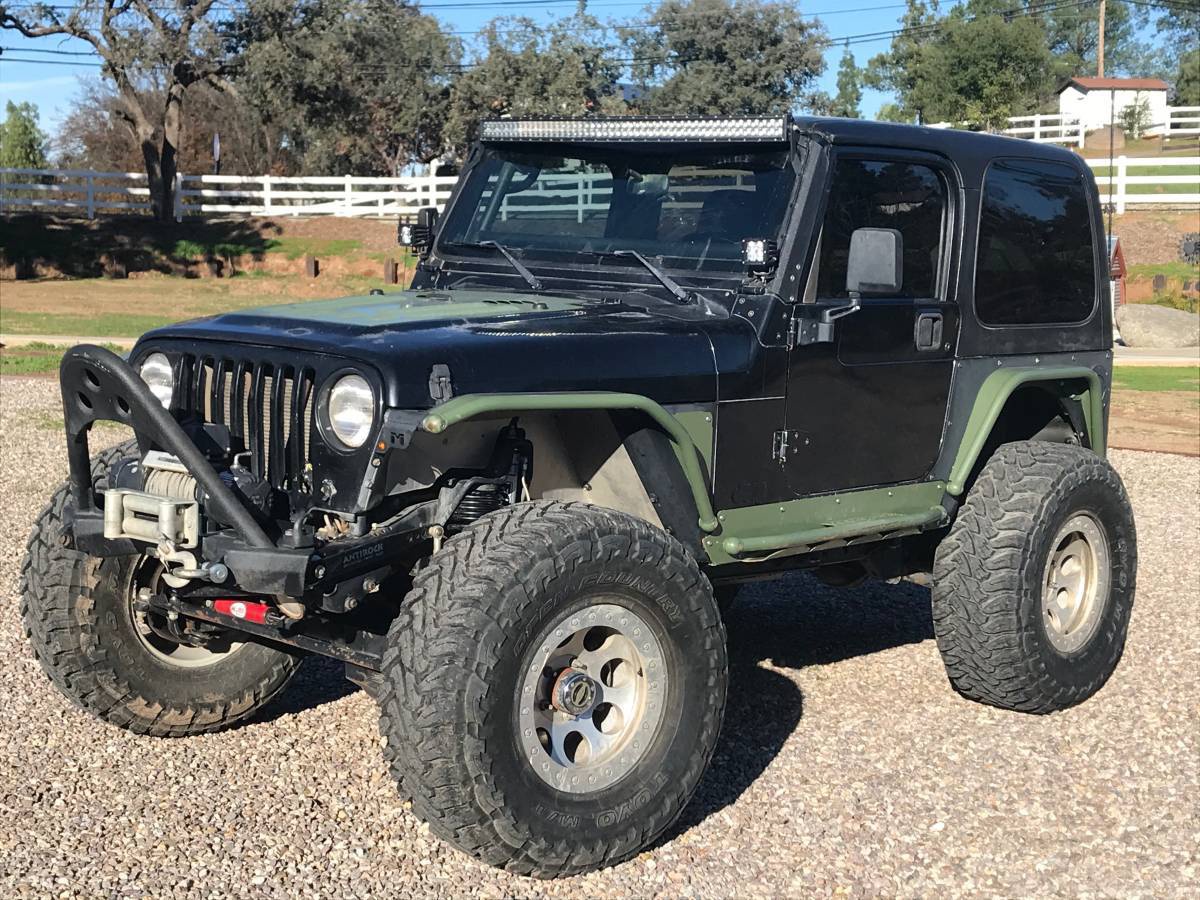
[1,376,1196,898]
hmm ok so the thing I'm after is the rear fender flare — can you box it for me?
[945,366,1105,496]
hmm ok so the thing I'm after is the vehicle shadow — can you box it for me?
[663,572,934,841]
[257,654,358,722]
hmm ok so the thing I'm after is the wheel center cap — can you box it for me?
[551,669,597,717]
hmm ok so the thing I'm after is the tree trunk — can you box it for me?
[158,84,186,223]
[138,127,166,221]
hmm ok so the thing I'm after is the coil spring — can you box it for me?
[447,483,509,532]
[144,467,199,501]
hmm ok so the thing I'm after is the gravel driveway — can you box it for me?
[1,376,1196,898]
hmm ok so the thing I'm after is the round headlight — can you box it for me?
[326,374,374,448]
[139,352,174,409]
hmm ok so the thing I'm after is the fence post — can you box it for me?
[1077,118,1085,148]
[174,172,184,222]
[1034,114,1043,141]
[85,173,95,219]
[263,174,272,214]
[344,173,352,216]
[1115,156,1127,215]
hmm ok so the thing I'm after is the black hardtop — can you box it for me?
[793,115,1090,173]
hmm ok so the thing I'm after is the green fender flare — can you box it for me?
[421,392,721,532]
[946,365,1106,496]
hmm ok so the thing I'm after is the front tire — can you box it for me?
[378,501,727,878]
[932,442,1137,714]
[20,442,301,736]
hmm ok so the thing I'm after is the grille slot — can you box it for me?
[182,355,314,490]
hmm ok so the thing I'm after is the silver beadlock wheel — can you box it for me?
[517,602,666,794]
[1042,513,1111,654]
[127,557,243,668]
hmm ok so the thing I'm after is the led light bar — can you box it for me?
[479,116,790,143]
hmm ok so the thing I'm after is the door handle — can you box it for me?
[914,311,943,351]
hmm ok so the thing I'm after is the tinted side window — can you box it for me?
[816,159,945,299]
[975,159,1096,325]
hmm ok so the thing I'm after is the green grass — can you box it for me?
[264,237,363,260]
[0,310,178,337]
[2,342,127,376]
[1092,161,1200,195]
[1112,366,1200,393]
[171,237,282,261]
[1127,261,1200,281]
[1092,163,1200,177]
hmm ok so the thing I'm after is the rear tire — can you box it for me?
[932,442,1137,714]
[20,442,301,737]
[378,501,727,878]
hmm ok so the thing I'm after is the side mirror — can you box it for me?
[846,227,903,296]
[399,206,438,256]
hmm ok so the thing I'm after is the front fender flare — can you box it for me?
[421,392,720,532]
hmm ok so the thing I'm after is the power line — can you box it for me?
[0,54,102,65]
[0,45,97,55]
[0,0,1178,75]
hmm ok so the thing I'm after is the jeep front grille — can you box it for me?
[179,354,315,490]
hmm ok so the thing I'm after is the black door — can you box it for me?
[783,152,959,497]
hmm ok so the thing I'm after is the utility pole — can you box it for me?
[1097,0,1106,78]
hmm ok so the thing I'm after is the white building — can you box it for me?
[1057,77,1170,135]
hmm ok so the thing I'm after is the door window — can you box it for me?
[975,159,1096,325]
[814,159,946,300]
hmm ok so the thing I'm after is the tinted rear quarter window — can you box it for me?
[975,159,1096,326]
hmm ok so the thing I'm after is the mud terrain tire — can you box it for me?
[932,442,1137,714]
[378,501,727,878]
[21,441,300,737]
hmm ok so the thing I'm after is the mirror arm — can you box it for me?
[819,295,861,324]
[788,297,862,348]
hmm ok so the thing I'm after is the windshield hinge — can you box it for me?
[429,364,454,403]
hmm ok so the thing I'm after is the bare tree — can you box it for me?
[1,1,229,220]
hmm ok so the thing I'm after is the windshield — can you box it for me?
[438,145,796,275]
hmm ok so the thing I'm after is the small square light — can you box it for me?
[742,238,778,271]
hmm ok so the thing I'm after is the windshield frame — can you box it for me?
[433,139,801,292]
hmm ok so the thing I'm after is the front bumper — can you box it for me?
[60,345,427,600]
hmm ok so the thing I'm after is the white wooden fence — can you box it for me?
[1086,155,1200,213]
[174,173,458,220]
[1001,114,1085,146]
[0,169,456,219]
[932,105,1200,146]
[4,156,1199,219]
[1160,106,1200,138]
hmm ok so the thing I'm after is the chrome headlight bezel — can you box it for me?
[320,371,376,450]
[138,352,175,409]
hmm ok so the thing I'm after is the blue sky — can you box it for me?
[2,1,917,136]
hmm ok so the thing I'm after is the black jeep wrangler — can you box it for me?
[25,115,1137,878]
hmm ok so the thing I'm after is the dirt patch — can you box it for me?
[1109,389,1200,456]
[1111,211,1197,267]
[257,217,399,253]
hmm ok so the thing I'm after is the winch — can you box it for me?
[103,451,219,587]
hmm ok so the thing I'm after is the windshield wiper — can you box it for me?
[610,250,695,305]
[465,240,543,291]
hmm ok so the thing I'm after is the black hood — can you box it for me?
[135,288,760,409]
